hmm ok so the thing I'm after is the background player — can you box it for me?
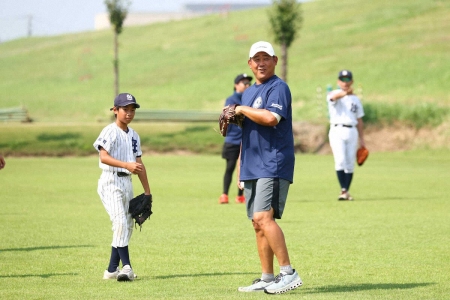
[327,70,366,200]
[219,73,252,204]
[94,93,152,281]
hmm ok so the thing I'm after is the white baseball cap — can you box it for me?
[249,41,275,58]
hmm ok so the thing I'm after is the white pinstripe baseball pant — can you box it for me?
[97,171,134,247]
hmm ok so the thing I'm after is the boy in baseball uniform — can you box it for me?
[327,70,366,200]
[94,93,152,281]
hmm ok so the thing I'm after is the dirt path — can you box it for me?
[293,121,450,154]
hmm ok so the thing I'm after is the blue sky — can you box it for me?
[0,0,272,42]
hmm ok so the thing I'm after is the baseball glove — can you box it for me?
[128,193,153,230]
[356,146,369,166]
[218,104,244,137]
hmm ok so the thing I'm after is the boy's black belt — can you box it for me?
[334,124,353,128]
[116,172,130,177]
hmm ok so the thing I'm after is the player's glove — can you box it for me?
[128,193,153,230]
[356,146,369,166]
[218,104,244,137]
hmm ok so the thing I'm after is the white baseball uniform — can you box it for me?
[327,90,364,173]
[94,122,142,247]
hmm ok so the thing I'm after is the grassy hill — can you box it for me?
[0,0,448,123]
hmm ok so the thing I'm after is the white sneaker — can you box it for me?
[117,265,135,282]
[338,191,348,200]
[264,270,303,294]
[338,191,354,201]
[238,278,274,292]
[103,267,119,280]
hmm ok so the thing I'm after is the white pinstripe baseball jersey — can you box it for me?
[93,123,142,172]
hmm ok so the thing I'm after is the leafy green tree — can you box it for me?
[268,0,303,82]
[105,0,131,96]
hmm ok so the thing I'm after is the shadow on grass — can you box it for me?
[153,272,256,279]
[292,196,434,203]
[0,273,77,279]
[355,197,437,201]
[303,282,434,294]
[0,245,93,252]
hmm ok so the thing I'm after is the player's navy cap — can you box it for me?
[234,73,253,84]
[338,70,353,80]
[110,93,140,110]
[249,41,275,58]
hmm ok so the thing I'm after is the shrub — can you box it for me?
[363,102,449,128]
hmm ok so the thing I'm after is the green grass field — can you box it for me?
[1,151,449,299]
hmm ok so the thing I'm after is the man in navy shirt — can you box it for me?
[219,73,252,204]
[235,41,302,294]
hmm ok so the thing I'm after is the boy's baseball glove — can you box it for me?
[219,104,244,137]
[129,193,153,230]
[356,146,369,166]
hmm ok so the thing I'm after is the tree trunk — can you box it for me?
[114,31,119,96]
[281,42,288,83]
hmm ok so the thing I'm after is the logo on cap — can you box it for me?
[127,94,133,101]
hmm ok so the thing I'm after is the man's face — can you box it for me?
[248,52,278,84]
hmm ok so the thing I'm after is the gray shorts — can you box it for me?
[243,178,290,220]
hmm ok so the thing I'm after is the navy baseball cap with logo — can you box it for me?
[110,93,140,110]
[338,70,353,81]
[234,73,253,84]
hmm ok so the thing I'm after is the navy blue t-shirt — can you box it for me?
[240,75,295,183]
[224,91,243,145]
